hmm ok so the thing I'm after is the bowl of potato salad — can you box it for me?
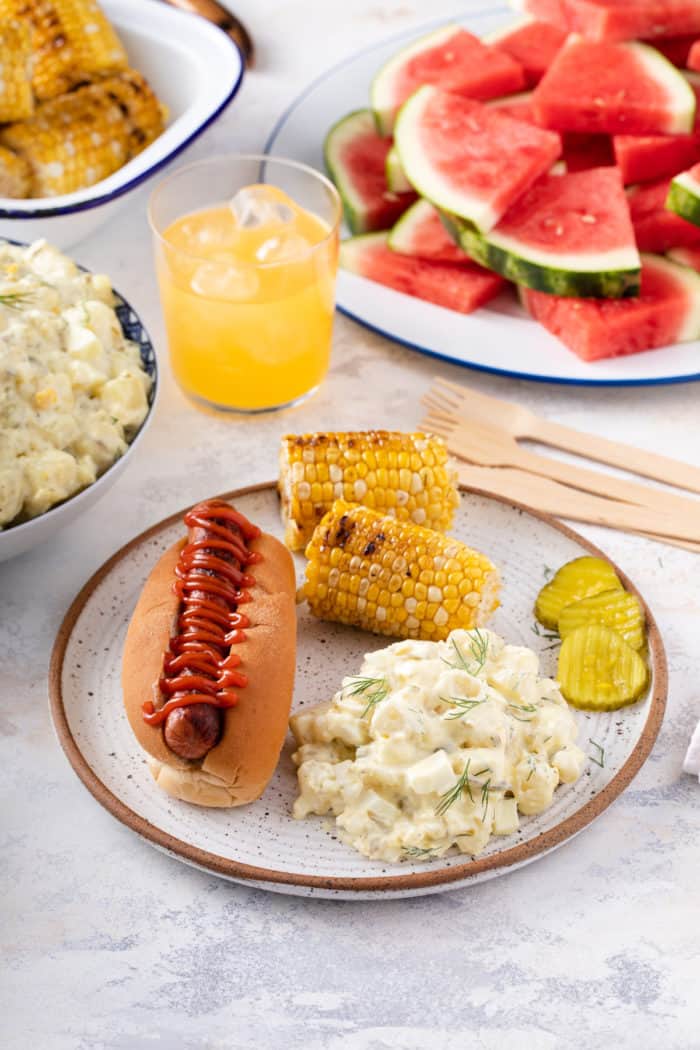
[0,239,156,561]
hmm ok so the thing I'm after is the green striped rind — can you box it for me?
[667,171,700,229]
[323,109,377,235]
[444,213,641,298]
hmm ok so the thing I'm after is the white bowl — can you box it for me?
[0,0,244,248]
[0,279,158,562]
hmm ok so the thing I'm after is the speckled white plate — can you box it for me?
[50,483,666,899]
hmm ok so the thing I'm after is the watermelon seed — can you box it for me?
[580,214,597,224]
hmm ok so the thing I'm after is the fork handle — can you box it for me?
[530,416,700,495]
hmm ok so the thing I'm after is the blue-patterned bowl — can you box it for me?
[0,274,158,563]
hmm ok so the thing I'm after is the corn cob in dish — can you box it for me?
[279,431,460,551]
[0,146,32,198]
[0,0,128,101]
[0,22,34,122]
[302,500,500,641]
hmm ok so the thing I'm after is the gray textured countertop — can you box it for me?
[2,2,699,1047]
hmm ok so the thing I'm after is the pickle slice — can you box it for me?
[535,557,622,630]
[557,624,649,711]
[559,588,646,651]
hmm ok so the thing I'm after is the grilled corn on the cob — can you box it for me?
[280,431,460,551]
[0,0,128,100]
[0,146,32,198]
[0,22,34,122]
[302,500,500,641]
[98,69,167,155]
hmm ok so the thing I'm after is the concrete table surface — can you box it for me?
[2,2,699,1048]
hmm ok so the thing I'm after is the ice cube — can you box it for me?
[191,260,258,300]
[255,234,311,264]
[230,185,295,229]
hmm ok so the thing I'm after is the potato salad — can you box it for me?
[291,629,586,862]
[0,239,151,528]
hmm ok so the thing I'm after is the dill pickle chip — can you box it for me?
[534,556,622,630]
[557,624,649,711]
[559,588,646,650]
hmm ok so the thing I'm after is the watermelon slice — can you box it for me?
[395,86,561,233]
[668,246,700,270]
[485,17,568,87]
[324,110,416,235]
[340,232,505,313]
[533,37,696,135]
[371,24,526,136]
[521,254,700,361]
[486,91,539,123]
[628,176,700,250]
[690,40,700,72]
[385,145,412,193]
[389,199,470,263]
[613,73,700,185]
[514,0,700,44]
[448,167,640,298]
[667,162,700,228]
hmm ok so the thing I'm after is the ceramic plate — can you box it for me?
[264,5,700,387]
[50,483,666,899]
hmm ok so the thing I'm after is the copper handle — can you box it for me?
[162,0,254,66]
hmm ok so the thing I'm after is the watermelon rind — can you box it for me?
[667,170,700,229]
[445,213,641,298]
[387,197,463,260]
[339,232,385,272]
[638,254,700,341]
[385,145,412,193]
[371,24,460,137]
[324,110,376,234]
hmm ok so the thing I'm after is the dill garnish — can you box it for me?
[441,630,490,676]
[481,777,492,818]
[436,760,473,815]
[531,621,559,642]
[588,738,605,768]
[344,675,389,718]
[402,845,438,859]
[0,290,34,309]
[441,695,486,720]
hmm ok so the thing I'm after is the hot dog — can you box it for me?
[122,499,297,807]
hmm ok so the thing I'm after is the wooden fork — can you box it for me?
[425,377,700,495]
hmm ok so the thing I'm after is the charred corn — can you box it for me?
[302,501,500,641]
[0,22,34,122]
[0,0,128,100]
[98,69,167,156]
[280,431,460,551]
[0,146,32,198]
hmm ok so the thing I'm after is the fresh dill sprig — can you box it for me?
[0,290,34,309]
[481,777,492,818]
[531,621,559,641]
[436,760,473,815]
[441,630,490,676]
[543,565,553,580]
[441,695,486,720]
[588,738,605,768]
[344,675,389,718]
[507,700,537,723]
[402,845,438,859]
[526,756,537,782]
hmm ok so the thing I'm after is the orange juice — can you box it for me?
[155,185,338,411]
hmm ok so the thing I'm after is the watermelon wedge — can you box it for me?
[533,37,696,135]
[485,17,568,87]
[667,163,700,228]
[614,74,700,183]
[340,232,505,313]
[668,246,700,270]
[486,91,539,123]
[395,86,561,233]
[385,145,412,193]
[448,167,641,298]
[324,110,416,235]
[690,40,700,72]
[521,254,700,361]
[628,177,700,250]
[513,0,700,44]
[371,24,526,137]
[389,199,470,263]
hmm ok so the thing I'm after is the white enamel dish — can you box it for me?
[264,5,700,387]
[50,483,666,899]
[0,0,244,248]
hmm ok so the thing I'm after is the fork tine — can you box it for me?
[422,391,458,415]
[421,413,454,437]
[423,383,462,411]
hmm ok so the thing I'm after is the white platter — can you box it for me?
[264,5,700,388]
[49,483,666,899]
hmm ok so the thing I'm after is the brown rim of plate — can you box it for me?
[49,481,668,894]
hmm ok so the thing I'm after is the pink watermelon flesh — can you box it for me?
[393,202,470,263]
[520,0,700,43]
[347,236,505,314]
[490,20,568,87]
[629,177,700,251]
[690,39,700,72]
[339,125,417,231]
[488,93,539,124]
[522,257,696,361]
[647,34,698,68]
[386,27,526,122]
[613,77,700,184]
[405,90,561,231]
[562,133,615,172]
[533,38,693,135]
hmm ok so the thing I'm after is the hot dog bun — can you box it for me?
[122,529,297,807]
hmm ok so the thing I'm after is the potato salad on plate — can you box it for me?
[291,629,586,862]
[0,240,151,528]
